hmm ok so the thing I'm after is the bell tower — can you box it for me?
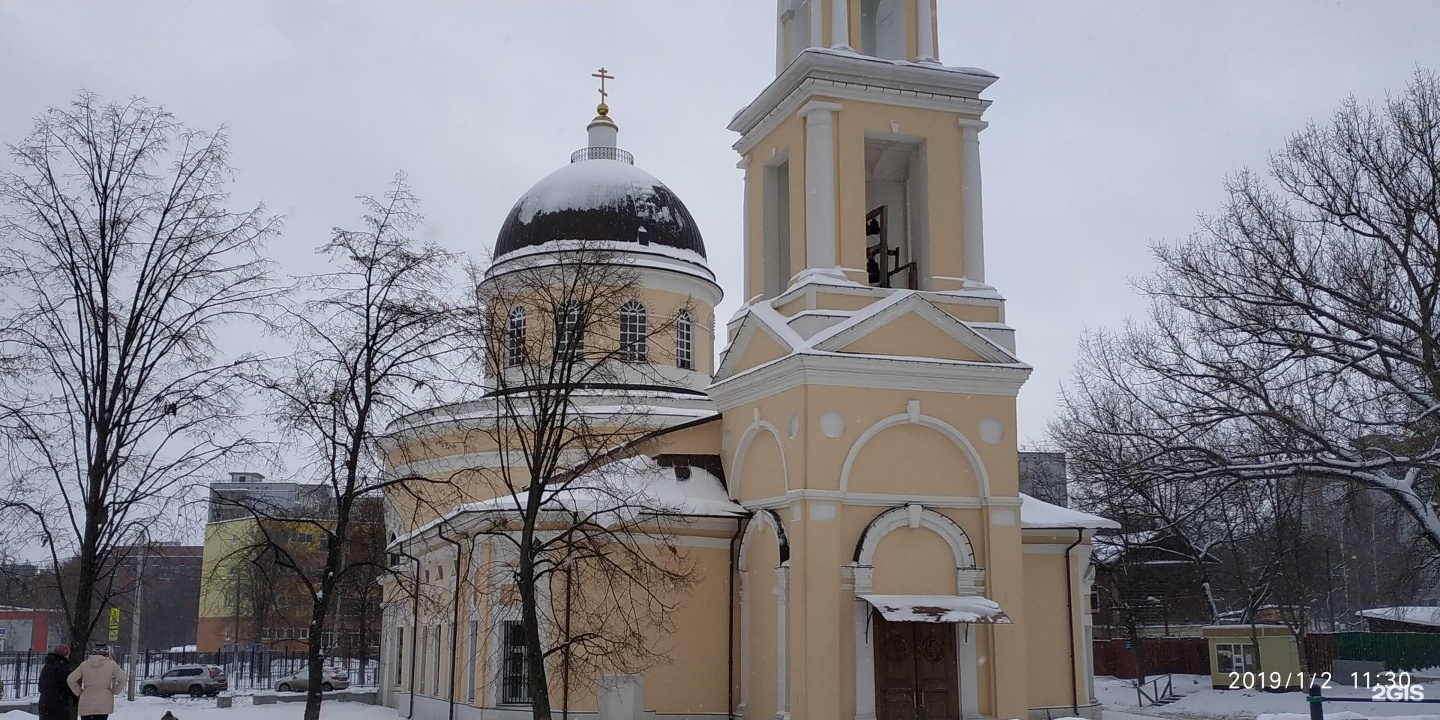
[731,0,996,301]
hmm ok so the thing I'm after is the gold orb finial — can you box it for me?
[597,102,609,116]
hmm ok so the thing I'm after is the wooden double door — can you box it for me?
[874,616,962,720]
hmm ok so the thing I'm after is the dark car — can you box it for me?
[140,665,228,697]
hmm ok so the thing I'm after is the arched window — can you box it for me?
[619,300,648,363]
[675,310,694,370]
[506,306,526,367]
[556,300,585,359]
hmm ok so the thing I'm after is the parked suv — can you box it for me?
[139,665,228,697]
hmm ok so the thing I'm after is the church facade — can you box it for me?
[378,2,1115,719]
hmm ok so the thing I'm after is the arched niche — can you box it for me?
[731,419,788,500]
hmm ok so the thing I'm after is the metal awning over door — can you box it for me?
[859,594,1011,624]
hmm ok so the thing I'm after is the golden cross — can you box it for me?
[592,67,615,104]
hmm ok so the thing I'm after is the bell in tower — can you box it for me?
[735,0,994,301]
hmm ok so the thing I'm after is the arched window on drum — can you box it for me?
[675,309,693,370]
[619,300,648,363]
[505,306,526,367]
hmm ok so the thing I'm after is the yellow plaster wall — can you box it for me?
[797,387,1019,497]
[846,424,981,497]
[1023,551,1079,709]
[871,528,957,594]
[839,312,988,361]
[730,326,791,376]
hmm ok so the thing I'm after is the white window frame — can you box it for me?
[506,306,526,367]
[1215,643,1258,674]
[675,310,693,370]
[619,300,648,363]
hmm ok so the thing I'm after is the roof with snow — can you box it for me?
[1357,606,1440,628]
[494,157,706,260]
[1019,494,1120,530]
[390,453,744,549]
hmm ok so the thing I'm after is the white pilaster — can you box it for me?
[959,119,989,286]
[809,0,823,51]
[738,571,751,714]
[801,101,842,270]
[831,0,851,49]
[916,0,936,62]
[853,565,876,720]
[776,4,789,74]
[775,566,791,720]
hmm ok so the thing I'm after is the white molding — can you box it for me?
[731,49,996,153]
[811,292,1019,363]
[855,504,977,568]
[838,405,992,496]
[709,352,1032,411]
[740,489,1020,509]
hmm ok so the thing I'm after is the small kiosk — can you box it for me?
[1203,624,1304,689]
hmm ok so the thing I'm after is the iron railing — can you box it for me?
[0,649,378,698]
[570,147,634,164]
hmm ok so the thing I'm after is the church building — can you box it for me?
[379,2,1116,719]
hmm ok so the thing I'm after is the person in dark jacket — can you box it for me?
[37,644,75,720]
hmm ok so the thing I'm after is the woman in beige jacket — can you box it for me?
[65,644,126,720]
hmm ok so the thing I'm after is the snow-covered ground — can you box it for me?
[1094,674,1440,720]
[0,695,400,719]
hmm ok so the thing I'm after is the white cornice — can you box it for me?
[708,352,1031,411]
[742,490,1021,509]
[730,50,996,155]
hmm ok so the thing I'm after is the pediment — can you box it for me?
[813,294,1019,364]
[715,312,795,380]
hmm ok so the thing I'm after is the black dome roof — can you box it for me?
[494,157,706,259]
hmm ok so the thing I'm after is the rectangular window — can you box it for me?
[619,301,648,363]
[500,620,530,705]
[864,137,926,290]
[1215,643,1258,674]
[419,626,428,692]
[762,159,791,297]
[394,627,404,686]
[506,307,526,367]
[433,624,443,696]
[467,619,478,702]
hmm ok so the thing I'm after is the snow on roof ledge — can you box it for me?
[1020,494,1119,530]
[1357,606,1440,627]
[860,594,1011,624]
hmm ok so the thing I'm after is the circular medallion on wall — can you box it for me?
[819,411,846,438]
[979,417,1004,444]
[787,413,800,439]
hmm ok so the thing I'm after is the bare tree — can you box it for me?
[397,246,704,720]
[1056,70,1440,568]
[0,92,275,659]
[248,174,458,720]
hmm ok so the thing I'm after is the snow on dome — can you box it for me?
[494,158,707,259]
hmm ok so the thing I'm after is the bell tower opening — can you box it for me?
[763,156,793,297]
[864,137,927,290]
[860,0,907,61]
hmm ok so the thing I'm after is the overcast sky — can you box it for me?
[3,1,1439,451]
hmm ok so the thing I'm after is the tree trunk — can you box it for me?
[519,538,553,720]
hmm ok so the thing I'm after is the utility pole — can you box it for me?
[126,531,149,701]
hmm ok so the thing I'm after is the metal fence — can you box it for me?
[0,649,378,699]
